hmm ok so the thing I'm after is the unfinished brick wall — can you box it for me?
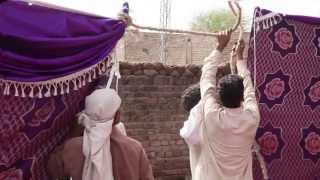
[117,30,250,65]
[118,62,202,180]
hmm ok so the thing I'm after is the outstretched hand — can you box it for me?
[216,29,232,52]
[232,39,245,61]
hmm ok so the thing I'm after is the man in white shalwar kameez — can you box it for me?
[182,31,260,180]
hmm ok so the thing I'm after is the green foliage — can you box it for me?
[191,9,249,32]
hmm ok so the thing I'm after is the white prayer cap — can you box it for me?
[84,88,121,122]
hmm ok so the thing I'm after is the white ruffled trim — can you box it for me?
[254,9,283,32]
[0,56,113,98]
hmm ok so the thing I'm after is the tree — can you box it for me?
[191,9,249,32]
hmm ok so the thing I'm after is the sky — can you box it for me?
[34,0,320,30]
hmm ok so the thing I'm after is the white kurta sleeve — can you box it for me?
[180,102,203,145]
[200,50,224,116]
[236,61,260,122]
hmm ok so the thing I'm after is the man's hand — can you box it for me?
[216,29,232,52]
[216,63,231,83]
[232,39,245,61]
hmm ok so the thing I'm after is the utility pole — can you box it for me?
[159,0,171,64]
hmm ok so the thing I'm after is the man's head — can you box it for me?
[93,79,122,126]
[217,74,244,108]
[181,83,201,113]
[84,88,122,123]
[181,63,233,112]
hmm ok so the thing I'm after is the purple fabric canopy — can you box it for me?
[0,0,125,83]
[0,1,126,179]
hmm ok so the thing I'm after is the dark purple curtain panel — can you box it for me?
[248,8,320,180]
[0,1,125,179]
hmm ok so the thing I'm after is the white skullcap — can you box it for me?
[84,88,121,122]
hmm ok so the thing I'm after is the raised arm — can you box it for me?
[235,40,260,120]
[200,30,232,112]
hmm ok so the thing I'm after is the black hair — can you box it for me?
[218,74,244,108]
[181,83,201,112]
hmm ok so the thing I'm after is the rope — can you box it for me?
[252,142,269,179]
[228,0,243,75]
[118,1,242,37]
[253,8,258,89]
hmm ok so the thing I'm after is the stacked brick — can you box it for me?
[118,62,202,180]
[117,30,250,66]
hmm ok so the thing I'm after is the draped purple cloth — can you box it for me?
[0,0,125,82]
[0,85,96,180]
[248,8,320,180]
[0,1,125,179]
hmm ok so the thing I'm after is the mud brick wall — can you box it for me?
[118,62,202,180]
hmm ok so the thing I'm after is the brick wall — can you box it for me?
[117,30,250,65]
[115,31,252,180]
[118,62,202,180]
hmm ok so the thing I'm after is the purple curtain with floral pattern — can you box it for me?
[248,8,320,180]
[0,1,125,179]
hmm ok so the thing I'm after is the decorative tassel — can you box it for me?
[72,79,78,91]
[6,84,11,95]
[88,72,92,83]
[263,20,267,29]
[38,85,43,98]
[21,85,26,98]
[14,84,19,97]
[3,83,8,95]
[254,9,283,32]
[101,62,106,73]
[98,66,102,75]
[76,77,82,89]
[29,86,34,98]
[44,87,51,97]
[60,83,65,95]
[79,75,84,87]
[103,62,107,73]
[53,84,58,96]
[66,83,70,94]
[270,17,274,27]
[267,18,271,28]
[100,63,104,74]
[3,85,6,95]
[0,56,112,98]
[93,70,97,79]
